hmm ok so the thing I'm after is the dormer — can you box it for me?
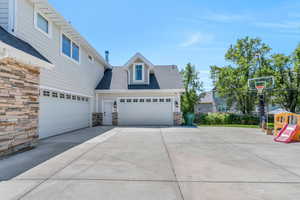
[124,53,154,85]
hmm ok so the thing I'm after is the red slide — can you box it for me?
[274,124,298,143]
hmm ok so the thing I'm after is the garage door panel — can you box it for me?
[39,97,90,138]
[118,99,173,126]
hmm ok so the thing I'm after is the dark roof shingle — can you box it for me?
[0,26,51,63]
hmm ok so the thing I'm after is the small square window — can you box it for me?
[146,98,151,102]
[133,99,138,103]
[77,96,81,101]
[139,99,145,102]
[52,92,58,98]
[159,98,165,102]
[60,93,65,99]
[120,99,125,103]
[81,97,85,101]
[153,98,158,102]
[126,99,132,103]
[72,95,76,100]
[43,90,50,97]
[66,94,71,100]
[86,98,89,102]
[36,13,49,34]
[166,98,171,102]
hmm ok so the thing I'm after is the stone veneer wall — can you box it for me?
[92,112,103,127]
[173,112,183,126]
[112,112,118,126]
[0,58,40,156]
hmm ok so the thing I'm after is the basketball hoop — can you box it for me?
[256,85,265,94]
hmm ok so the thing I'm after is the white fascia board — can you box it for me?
[124,53,154,69]
[0,41,54,69]
[95,89,185,94]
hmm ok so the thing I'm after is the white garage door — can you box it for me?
[118,97,173,126]
[39,91,90,139]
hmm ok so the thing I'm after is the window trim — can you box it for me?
[34,8,52,38]
[133,63,145,82]
[60,33,81,65]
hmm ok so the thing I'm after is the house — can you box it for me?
[95,53,184,126]
[0,0,183,155]
[195,91,236,113]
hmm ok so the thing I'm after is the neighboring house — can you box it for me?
[95,53,184,126]
[195,91,236,113]
[0,0,183,155]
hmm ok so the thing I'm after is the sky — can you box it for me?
[49,0,300,91]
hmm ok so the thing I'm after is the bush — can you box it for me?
[195,113,261,125]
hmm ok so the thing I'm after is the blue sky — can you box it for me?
[49,0,300,90]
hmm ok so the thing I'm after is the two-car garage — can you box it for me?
[117,97,174,126]
[39,89,91,139]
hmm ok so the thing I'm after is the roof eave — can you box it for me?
[0,41,54,69]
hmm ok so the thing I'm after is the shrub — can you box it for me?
[195,113,260,125]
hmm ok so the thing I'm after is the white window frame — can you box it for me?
[60,33,81,65]
[133,63,145,82]
[34,8,52,38]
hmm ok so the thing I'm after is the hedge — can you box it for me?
[195,113,274,125]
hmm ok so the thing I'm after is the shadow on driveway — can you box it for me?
[0,126,113,181]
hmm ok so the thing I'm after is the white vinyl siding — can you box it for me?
[14,0,105,96]
[0,0,9,30]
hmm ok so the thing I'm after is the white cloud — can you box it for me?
[180,32,214,47]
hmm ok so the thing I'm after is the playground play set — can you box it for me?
[248,76,300,143]
[274,113,300,143]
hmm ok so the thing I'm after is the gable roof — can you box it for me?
[96,65,184,91]
[0,26,51,64]
[124,53,154,69]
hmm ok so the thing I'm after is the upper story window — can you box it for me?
[34,10,52,37]
[62,34,80,63]
[134,63,144,81]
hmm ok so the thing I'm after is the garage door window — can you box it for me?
[166,98,171,102]
[120,99,125,103]
[127,99,132,103]
[139,99,145,102]
[153,98,158,102]
[52,92,58,98]
[133,99,138,103]
[146,98,151,102]
[43,90,50,97]
[159,98,165,102]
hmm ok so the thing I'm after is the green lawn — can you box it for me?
[198,124,260,128]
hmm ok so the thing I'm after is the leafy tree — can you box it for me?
[181,63,203,114]
[211,37,271,114]
[271,45,300,112]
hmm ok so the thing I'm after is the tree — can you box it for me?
[211,37,272,114]
[271,44,300,112]
[181,63,203,114]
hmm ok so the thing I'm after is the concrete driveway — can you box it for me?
[1,127,300,200]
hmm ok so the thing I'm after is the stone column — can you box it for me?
[112,112,118,126]
[92,113,103,127]
[0,59,40,157]
[173,112,183,126]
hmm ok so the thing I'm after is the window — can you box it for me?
[62,34,71,57]
[72,42,80,62]
[34,11,51,37]
[37,13,49,34]
[126,99,132,103]
[43,90,50,97]
[153,98,158,102]
[77,96,81,101]
[62,34,80,63]
[52,92,58,98]
[60,93,65,99]
[120,99,125,103]
[72,95,76,100]
[139,99,145,103]
[146,98,151,103]
[66,94,71,100]
[159,98,165,102]
[134,64,143,81]
[166,98,171,102]
[133,99,138,103]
